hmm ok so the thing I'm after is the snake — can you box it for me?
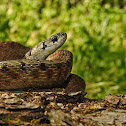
[0,32,86,92]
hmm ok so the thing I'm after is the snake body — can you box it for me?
[0,33,85,92]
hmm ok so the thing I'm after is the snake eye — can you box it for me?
[51,36,58,43]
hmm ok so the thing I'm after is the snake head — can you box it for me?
[24,32,67,60]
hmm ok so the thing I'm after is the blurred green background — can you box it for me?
[0,0,126,99]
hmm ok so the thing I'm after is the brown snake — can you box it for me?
[0,33,85,92]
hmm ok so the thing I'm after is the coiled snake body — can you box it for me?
[0,33,85,92]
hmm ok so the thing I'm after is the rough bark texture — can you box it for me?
[0,91,125,126]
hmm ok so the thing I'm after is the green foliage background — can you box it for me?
[0,0,126,98]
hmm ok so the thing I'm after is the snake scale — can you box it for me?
[0,33,86,92]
